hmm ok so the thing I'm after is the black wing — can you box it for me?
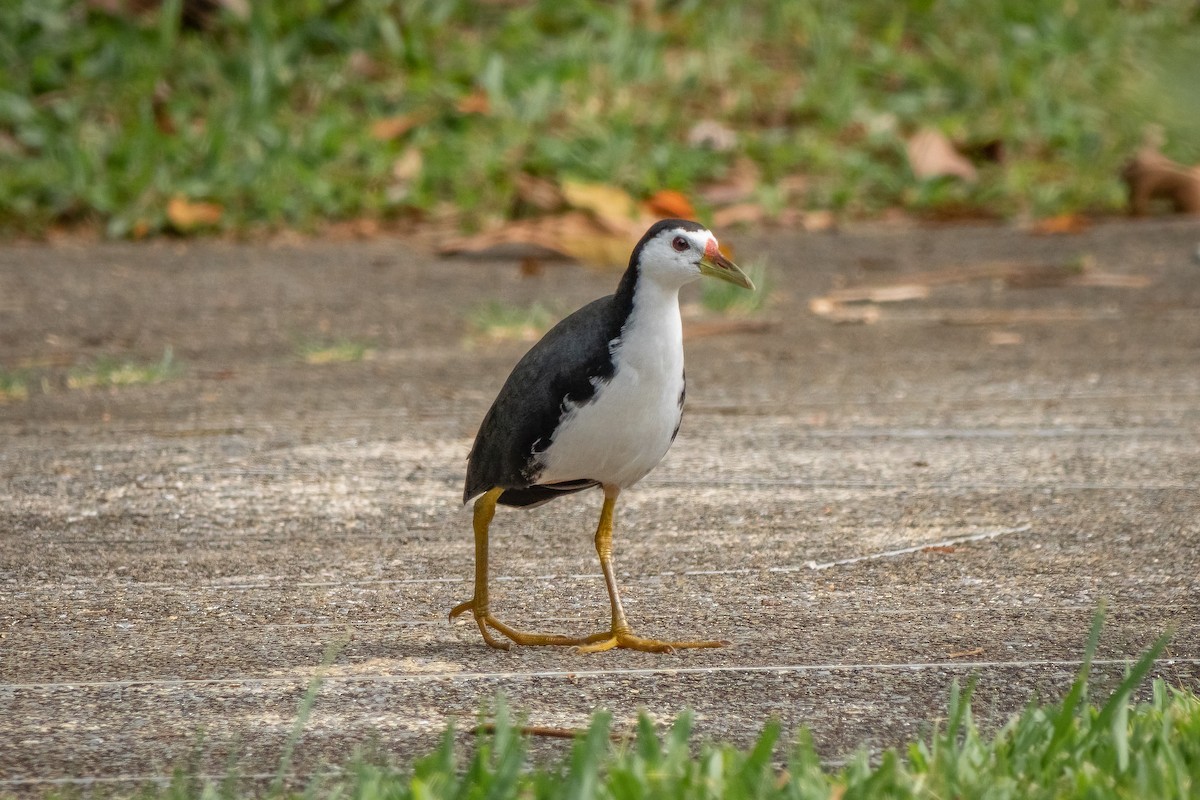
[463,294,626,507]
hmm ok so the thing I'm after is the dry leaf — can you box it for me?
[1030,213,1090,235]
[370,115,421,141]
[801,210,837,231]
[166,196,223,231]
[947,647,986,659]
[823,285,930,304]
[456,90,490,115]
[683,319,775,340]
[988,331,1023,346]
[439,212,632,269]
[643,189,695,219]
[713,203,767,227]
[561,179,644,233]
[514,173,566,212]
[906,128,977,182]
[808,297,881,324]
[519,257,543,278]
[1121,146,1200,215]
[391,146,423,183]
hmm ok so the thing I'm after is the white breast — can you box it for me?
[537,281,685,489]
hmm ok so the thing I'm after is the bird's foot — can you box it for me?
[449,599,592,650]
[574,629,728,654]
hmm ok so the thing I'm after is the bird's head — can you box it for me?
[631,219,755,291]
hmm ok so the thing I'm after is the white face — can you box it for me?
[636,227,717,288]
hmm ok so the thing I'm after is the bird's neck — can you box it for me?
[616,276,684,368]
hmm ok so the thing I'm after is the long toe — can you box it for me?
[483,615,597,647]
[575,631,728,654]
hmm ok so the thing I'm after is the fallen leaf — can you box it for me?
[1071,272,1152,289]
[370,114,421,141]
[683,319,775,340]
[519,256,543,277]
[801,210,837,231]
[808,297,880,324]
[906,128,977,182]
[166,196,223,231]
[514,173,565,212]
[561,179,643,233]
[456,89,490,115]
[922,545,958,554]
[947,647,985,659]
[1120,146,1200,215]
[822,285,930,304]
[988,331,1023,346]
[391,146,423,182]
[1030,213,1090,235]
[713,202,767,227]
[643,189,695,219]
[439,212,632,269]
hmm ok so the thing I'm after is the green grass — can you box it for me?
[466,300,559,343]
[701,259,771,315]
[68,612,1197,800]
[1,1,1198,237]
[65,346,180,389]
[297,338,374,365]
[0,365,29,401]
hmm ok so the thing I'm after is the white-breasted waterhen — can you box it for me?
[451,219,754,653]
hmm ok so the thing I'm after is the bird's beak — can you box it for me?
[699,240,755,291]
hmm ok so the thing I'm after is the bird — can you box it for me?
[450,219,754,653]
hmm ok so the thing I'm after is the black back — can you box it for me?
[462,219,706,507]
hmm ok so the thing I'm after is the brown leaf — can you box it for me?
[1120,146,1200,215]
[906,128,977,182]
[643,189,695,220]
[713,202,767,228]
[988,331,1023,346]
[456,90,490,115]
[391,146,423,183]
[370,115,421,142]
[683,319,776,340]
[166,196,223,231]
[947,647,986,659]
[1029,213,1090,235]
[561,179,643,233]
[519,257,544,277]
[801,210,837,231]
[514,173,566,212]
[438,212,632,269]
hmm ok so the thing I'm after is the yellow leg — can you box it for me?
[449,487,594,649]
[575,485,727,654]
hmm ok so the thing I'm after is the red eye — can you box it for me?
[671,236,689,252]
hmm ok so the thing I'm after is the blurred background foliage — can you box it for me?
[0,0,1197,237]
